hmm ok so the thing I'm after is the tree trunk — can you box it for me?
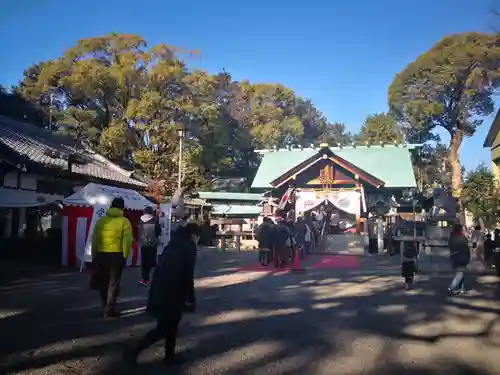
[448,129,463,197]
[448,129,464,223]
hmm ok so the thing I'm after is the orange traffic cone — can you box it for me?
[290,247,306,273]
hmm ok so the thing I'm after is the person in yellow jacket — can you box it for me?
[91,197,133,319]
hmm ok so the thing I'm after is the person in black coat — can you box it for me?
[124,223,200,366]
[274,219,293,267]
[484,233,494,268]
[256,217,275,266]
[447,223,471,296]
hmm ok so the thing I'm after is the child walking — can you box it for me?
[401,241,417,290]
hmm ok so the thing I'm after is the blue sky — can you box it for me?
[1,0,496,169]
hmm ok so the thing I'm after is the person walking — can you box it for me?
[294,216,308,258]
[447,223,471,296]
[138,206,160,286]
[285,218,297,261]
[470,224,484,266]
[256,217,274,266]
[274,218,293,267]
[304,222,312,255]
[494,228,500,246]
[199,216,214,246]
[183,219,199,313]
[484,233,494,268]
[91,197,133,319]
[401,242,417,290]
[492,228,500,274]
[123,222,200,366]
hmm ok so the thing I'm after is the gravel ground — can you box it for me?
[1,250,500,375]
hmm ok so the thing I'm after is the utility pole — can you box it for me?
[47,86,59,131]
[178,134,183,190]
[177,125,185,191]
[48,92,53,131]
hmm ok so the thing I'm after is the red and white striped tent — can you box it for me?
[61,183,155,268]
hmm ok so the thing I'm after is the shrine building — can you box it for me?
[251,143,420,229]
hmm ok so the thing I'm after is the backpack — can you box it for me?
[140,222,159,247]
[403,242,417,258]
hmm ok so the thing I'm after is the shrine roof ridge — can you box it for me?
[254,144,423,154]
[251,144,418,189]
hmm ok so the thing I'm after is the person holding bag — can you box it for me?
[91,197,133,319]
[138,206,160,286]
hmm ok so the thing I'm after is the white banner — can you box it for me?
[81,204,109,264]
[295,192,326,213]
[295,191,361,216]
[157,203,172,255]
[327,191,361,216]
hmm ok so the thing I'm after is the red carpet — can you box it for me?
[308,255,359,269]
[237,262,297,273]
[237,255,358,272]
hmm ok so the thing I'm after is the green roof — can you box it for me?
[198,192,264,201]
[251,145,417,189]
[211,204,261,216]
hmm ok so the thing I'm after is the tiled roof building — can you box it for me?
[0,115,147,188]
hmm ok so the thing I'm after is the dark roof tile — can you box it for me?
[0,116,147,187]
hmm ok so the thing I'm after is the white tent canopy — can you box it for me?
[62,183,154,211]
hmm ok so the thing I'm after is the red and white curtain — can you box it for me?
[61,205,142,268]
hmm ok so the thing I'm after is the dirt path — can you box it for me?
[1,251,500,375]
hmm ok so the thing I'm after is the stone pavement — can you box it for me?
[1,250,500,375]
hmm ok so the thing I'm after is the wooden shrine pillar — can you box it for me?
[355,183,362,234]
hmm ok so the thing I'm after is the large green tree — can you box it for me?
[235,81,304,148]
[213,74,260,177]
[412,143,453,193]
[15,33,332,193]
[462,164,500,227]
[358,112,403,144]
[19,34,149,151]
[18,34,209,192]
[389,32,500,198]
[315,122,353,145]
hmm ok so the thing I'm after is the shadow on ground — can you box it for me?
[1,251,500,375]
